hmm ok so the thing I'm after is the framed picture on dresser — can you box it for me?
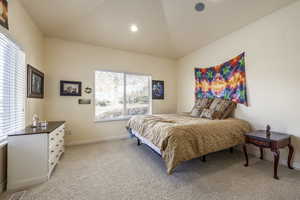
[27,65,44,98]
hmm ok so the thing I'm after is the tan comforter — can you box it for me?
[127,114,251,174]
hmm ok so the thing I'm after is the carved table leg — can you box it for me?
[272,150,280,180]
[243,144,249,167]
[288,144,294,169]
[260,147,264,160]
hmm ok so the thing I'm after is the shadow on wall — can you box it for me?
[0,145,7,192]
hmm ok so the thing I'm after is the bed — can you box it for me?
[126,114,251,174]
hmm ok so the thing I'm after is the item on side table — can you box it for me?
[266,125,271,137]
[243,130,294,180]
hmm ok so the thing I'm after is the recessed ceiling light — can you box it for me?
[195,2,205,12]
[130,24,138,32]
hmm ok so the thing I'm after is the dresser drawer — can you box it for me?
[246,137,270,148]
[49,126,64,147]
[49,132,57,147]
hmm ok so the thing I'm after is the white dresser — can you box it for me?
[7,121,65,191]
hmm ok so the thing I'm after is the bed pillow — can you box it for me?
[190,106,202,117]
[200,108,222,119]
[209,98,236,119]
[190,98,214,117]
[221,102,237,119]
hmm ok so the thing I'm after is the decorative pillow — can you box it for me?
[190,106,202,117]
[209,98,235,118]
[221,102,237,119]
[200,108,222,120]
[195,98,214,108]
[190,98,213,113]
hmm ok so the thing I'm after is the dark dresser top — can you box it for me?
[245,130,291,142]
[8,121,65,137]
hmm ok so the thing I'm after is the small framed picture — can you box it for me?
[27,65,44,98]
[0,0,8,30]
[60,81,82,96]
[152,80,164,100]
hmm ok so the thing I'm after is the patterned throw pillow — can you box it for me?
[195,98,214,108]
[190,106,202,117]
[190,98,214,118]
[200,108,222,120]
[221,103,237,119]
[209,98,237,119]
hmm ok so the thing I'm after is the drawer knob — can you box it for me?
[56,133,59,136]
[51,162,54,165]
[51,150,54,153]
[51,138,54,140]
[56,144,59,147]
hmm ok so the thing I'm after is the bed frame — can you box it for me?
[126,127,213,162]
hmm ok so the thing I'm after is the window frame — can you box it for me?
[94,69,152,122]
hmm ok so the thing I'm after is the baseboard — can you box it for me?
[7,175,48,192]
[280,159,300,170]
[65,135,128,146]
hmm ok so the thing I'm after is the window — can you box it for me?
[95,71,151,121]
[0,32,25,141]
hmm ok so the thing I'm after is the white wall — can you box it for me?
[177,1,300,165]
[9,0,45,125]
[0,0,45,192]
[44,38,177,145]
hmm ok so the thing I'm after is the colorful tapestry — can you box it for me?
[195,53,247,105]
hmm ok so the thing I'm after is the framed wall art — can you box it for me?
[60,81,82,96]
[0,0,8,30]
[152,80,164,100]
[27,65,44,98]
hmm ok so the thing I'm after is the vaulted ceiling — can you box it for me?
[19,0,297,59]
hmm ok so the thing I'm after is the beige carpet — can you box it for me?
[2,138,300,200]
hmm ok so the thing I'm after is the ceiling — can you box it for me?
[19,0,297,59]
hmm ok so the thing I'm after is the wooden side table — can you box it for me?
[243,130,294,180]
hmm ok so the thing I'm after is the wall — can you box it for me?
[0,0,45,192]
[44,38,177,145]
[177,1,300,166]
[9,0,45,124]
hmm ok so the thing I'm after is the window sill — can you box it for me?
[94,112,153,123]
[94,117,131,123]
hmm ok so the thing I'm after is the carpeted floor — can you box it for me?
[2,138,300,200]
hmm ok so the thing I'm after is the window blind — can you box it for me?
[0,32,25,141]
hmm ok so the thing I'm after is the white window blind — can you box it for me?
[0,32,25,141]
